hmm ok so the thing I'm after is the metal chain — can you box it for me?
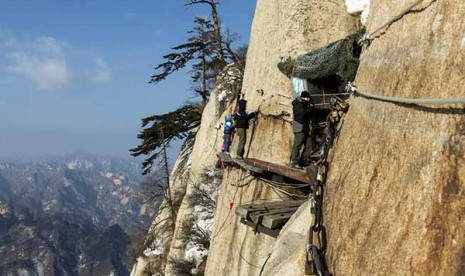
[305,99,346,276]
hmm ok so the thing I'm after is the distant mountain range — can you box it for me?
[0,153,154,276]
[0,152,143,183]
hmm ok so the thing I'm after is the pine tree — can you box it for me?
[130,104,204,175]
[185,0,225,64]
[150,17,219,103]
[134,1,247,173]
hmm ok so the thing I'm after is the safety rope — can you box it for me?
[258,253,272,276]
[256,176,311,188]
[258,110,292,124]
[359,0,432,45]
[347,82,465,105]
[310,92,351,97]
[259,177,309,199]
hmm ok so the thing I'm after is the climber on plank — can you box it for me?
[290,91,314,169]
[233,93,258,159]
[221,115,235,154]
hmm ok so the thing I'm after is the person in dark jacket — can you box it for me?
[233,97,258,159]
[290,91,314,168]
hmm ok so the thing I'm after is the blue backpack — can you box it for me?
[224,115,234,135]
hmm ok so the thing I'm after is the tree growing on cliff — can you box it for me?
[135,1,247,173]
[150,17,217,103]
[150,1,246,103]
[183,0,247,69]
[130,104,204,175]
[185,0,225,64]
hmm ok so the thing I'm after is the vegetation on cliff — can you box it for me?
[131,0,246,175]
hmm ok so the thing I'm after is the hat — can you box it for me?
[300,91,311,98]
[238,99,247,112]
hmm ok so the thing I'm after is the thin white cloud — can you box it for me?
[6,51,69,90]
[1,35,69,91]
[35,37,65,56]
[0,33,112,91]
[92,57,111,83]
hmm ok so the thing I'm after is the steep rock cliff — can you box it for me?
[325,1,465,275]
[205,1,356,275]
[136,0,465,275]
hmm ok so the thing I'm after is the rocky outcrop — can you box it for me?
[325,1,465,275]
[132,64,243,275]
[205,1,356,275]
[137,0,465,275]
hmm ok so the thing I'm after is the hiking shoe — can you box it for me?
[291,163,304,170]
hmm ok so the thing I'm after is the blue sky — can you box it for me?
[0,0,256,159]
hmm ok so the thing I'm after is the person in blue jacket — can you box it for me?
[221,115,235,153]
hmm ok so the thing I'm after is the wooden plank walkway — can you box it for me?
[219,152,311,237]
[244,158,316,183]
[235,200,306,238]
[217,152,263,174]
[217,152,316,184]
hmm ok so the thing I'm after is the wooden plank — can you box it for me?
[240,218,280,238]
[217,152,234,163]
[262,211,296,229]
[243,158,317,183]
[234,159,263,174]
[218,153,317,184]
[217,152,263,174]
[235,200,306,219]
[249,207,300,225]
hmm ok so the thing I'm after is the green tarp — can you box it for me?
[278,32,363,85]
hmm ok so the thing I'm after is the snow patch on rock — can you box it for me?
[185,241,208,267]
[217,90,228,102]
[120,197,129,205]
[345,0,370,25]
[63,177,71,187]
[144,246,164,257]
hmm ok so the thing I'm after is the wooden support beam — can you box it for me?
[262,211,296,229]
[236,200,306,237]
[249,207,299,226]
[235,200,306,219]
[240,218,280,238]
